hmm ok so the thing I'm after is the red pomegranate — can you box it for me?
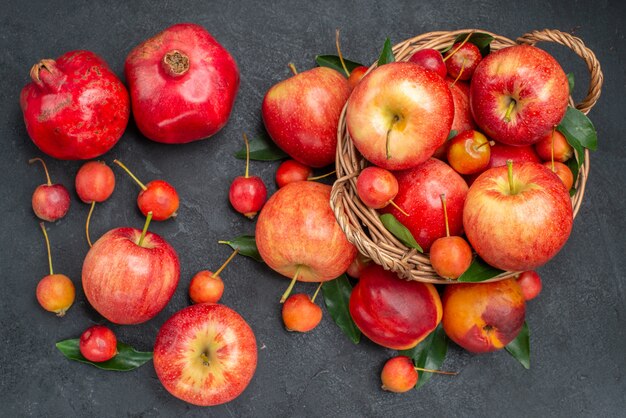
[20,50,130,160]
[125,23,240,144]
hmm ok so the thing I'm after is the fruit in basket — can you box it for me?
[282,289,323,332]
[447,79,476,133]
[380,356,418,393]
[189,248,238,304]
[20,50,130,160]
[79,325,117,362]
[256,181,357,301]
[464,142,541,185]
[125,23,239,143]
[442,279,526,353]
[82,213,180,324]
[349,265,442,350]
[544,161,574,191]
[444,42,482,81]
[275,160,313,188]
[516,271,542,301]
[29,158,70,222]
[446,130,492,175]
[356,167,407,214]
[535,130,573,162]
[346,62,454,171]
[346,253,371,279]
[348,66,368,89]
[464,161,573,271]
[408,49,447,78]
[229,134,267,219]
[470,45,569,146]
[75,161,115,247]
[381,158,468,252]
[153,303,257,406]
[262,66,350,167]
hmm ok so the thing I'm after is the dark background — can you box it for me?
[2,0,625,416]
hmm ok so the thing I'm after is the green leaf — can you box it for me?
[379,214,423,253]
[457,257,504,282]
[378,38,395,66]
[567,73,575,95]
[322,274,361,344]
[56,339,152,371]
[441,32,494,56]
[234,133,287,161]
[557,107,598,169]
[566,157,579,196]
[315,55,364,76]
[218,235,263,262]
[505,322,530,369]
[399,324,449,389]
[447,130,458,141]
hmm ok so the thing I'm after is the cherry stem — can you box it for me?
[213,248,240,278]
[242,133,250,178]
[335,28,350,77]
[311,282,323,303]
[475,140,491,151]
[442,32,473,62]
[308,170,336,181]
[288,63,298,76]
[280,266,301,303]
[137,212,153,247]
[450,58,466,88]
[86,201,96,248]
[440,194,450,237]
[550,127,556,171]
[39,222,53,275]
[507,160,515,195]
[113,159,147,191]
[503,100,516,123]
[389,200,409,217]
[29,157,52,186]
[414,366,458,376]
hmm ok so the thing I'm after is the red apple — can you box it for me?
[408,48,447,78]
[262,66,350,167]
[447,78,476,133]
[82,222,180,324]
[381,158,468,252]
[464,161,573,271]
[153,303,257,406]
[346,62,454,171]
[470,45,569,146]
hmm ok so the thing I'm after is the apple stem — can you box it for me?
[507,159,516,195]
[311,282,323,303]
[503,100,516,123]
[200,352,210,366]
[288,63,298,76]
[550,127,556,171]
[29,157,52,186]
[442,32,473,62]
[386,115,400,160]
[450,58,466,88]
[307,170,336,181]
[39,222,53,275]
[137,212,153,247]
[213,248,240,278]
[113,159,147,191]
[414,366,458,376]
[389,200,409,217]
[86,201,96,248]
[335,28,351,77]
[440,194,450,237]
[280,266,301,303]
[242,132,250,178]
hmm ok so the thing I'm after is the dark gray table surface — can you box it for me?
[2,0,625,417]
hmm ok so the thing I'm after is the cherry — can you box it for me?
[335,28,368,89]
[516,271,543,301]
[381,355,457,393]
[282,283,323,332]
[113,159,179,221]
[346,253,371,279]
[356,167,408,215]
[447,130,492,175]
[36,222,75,316]
[276,160,313,188]
[75,161,115,247]
[544,161,574,191]
[535,130,573,163]
[189,248,239,304]
[79,325,118,362]
[29,157,70,222]
[408,48,447,78]
[429,194,473,279]
[443,39,481,81]
[229,133,267,219]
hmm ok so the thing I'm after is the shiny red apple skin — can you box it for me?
[82,227,180,324]
[444,42,482,80]
[125,23,239,144]
[346,62,454,171]
[408,49,447,78]
[470,45,569,146]
[447,78,476,133]
[464,142,541,186]
[256,181,357,282]
[153,303,257,406]
[381,159,468,252]
[464,162,573,271]
[349,265,442,350]
[262,67,350,167]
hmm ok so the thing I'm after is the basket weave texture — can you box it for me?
[330,29,603,284]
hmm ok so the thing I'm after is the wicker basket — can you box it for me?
[330,29,604,284]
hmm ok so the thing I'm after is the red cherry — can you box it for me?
[356,167,408,215]
[79,325,117,362]
[380,356,418,393]
[408,49,447,78]
[276,160,313,188]
[516,271,542,300]
[447,130,492,175]
[76,161,116,247]
[444,41,481,81]
[348,66,368,89]
[543,161,574,191]
[229,133,267,219]
[189,249,238,304]
[114,159,179,221]
[282,287,323,332]
[29,158,70,222]
[535,130,573,162]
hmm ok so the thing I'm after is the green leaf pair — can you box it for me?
[56,339,152,371]
[234,133,287,161]
[322,275,361,344]
[399,324,449,389]
[218,235,263,262]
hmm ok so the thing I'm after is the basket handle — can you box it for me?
[516,29,603,115]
